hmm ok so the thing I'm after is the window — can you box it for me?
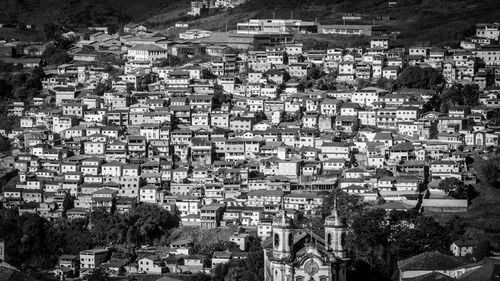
[274,233,280,248]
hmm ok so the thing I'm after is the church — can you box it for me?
[263,202,348,281]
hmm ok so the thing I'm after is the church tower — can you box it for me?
[324,196,347,259]
[272,202,294,260]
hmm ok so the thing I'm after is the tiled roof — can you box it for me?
[398,251,468,271]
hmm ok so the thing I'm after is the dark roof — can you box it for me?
[403,272,455,281]
[398,251,469,271]
[457,259,500,281]
[213,251,232,259]
[389,142,415,151]
[453,240,477,247]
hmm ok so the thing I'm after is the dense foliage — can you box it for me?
[347,208,452,280]
[396,66,443,90]
[0,65,44,132]
[0,65,44,101]
[312,190,456,280]
[422,83,481,114]
[212,251,264,281]
[0,0,185,27]
[473,157,500,189]
[0,203,179,270]
[437,177,477,200]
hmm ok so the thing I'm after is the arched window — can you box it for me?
[341,232,346,247]
[274,233,280,248]
[296,276,304,281]
[327,233,332,248]
[288,233,293,248]
[319,276,328,281]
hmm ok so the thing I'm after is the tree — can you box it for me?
[94,82,111,96]
[473,157,500,188]
[31,67,45,79]
[347,207,452,280]
[247,234,263,252]
[213,258,261,281]
[307,66,322,79]
[389,212,451,259]
[486,70,495,87]
[376,169,393,178]
[440,83,479,107]
[472,240,491,261]
[86,268,111,281]
[225,266,256,281]
[0,135,11,152]
[41,45,69,65]
[62,193,74,216]
[349,208,389,254]
[376,77,396,92]
[193,240,239,257]
[422,94,441,113]
[356,79,372,89]
[462,84,479,106]
[191,272,212,281]
[438,177,470,199]
[396,66,443,90]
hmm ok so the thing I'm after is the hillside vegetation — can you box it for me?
[233,0,500,46]
[0,0,187,27]
[1,0,499,46]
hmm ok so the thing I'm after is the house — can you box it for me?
[183,254,206,273]
[318,24,374,36]
[351,87,387,107]
[397,251,470,280]
[456,258,500,281]
[320,142,351,160]
[370,37,389,49]
[138,256,167,274]
[229,232,250,251]
[54,254,79,278]
[124,23,148,34]
[382,66,400,79]
[335,115,359,133]
[230,117,253,132]
[79,249,108,269]
[200,204,225,229]
[127,45,168,61]
[430,160,461,179]
[450,240,476,257]
[212,251,232,268]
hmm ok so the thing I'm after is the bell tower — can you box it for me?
[272,198,294,260]
[324,195,347,259]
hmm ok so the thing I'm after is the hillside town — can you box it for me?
[0,15,500,281]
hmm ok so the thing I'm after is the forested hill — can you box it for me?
[0,0,187,27]
[232,0,500,46]
[1,0,500,46]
